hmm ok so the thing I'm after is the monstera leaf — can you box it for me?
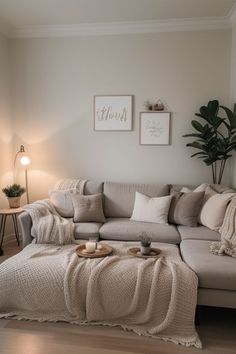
[183,100,236,184]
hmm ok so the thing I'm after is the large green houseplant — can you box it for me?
[183,100,236,184]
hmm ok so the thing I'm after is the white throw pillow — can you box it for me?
[130,192,172,224]
[50,189,76,217]
[199,193,235,230]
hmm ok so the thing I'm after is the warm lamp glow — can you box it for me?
[20,156,31,166]
[14,145,31,204]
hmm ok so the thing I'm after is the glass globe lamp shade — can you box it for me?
[20,155,31,166]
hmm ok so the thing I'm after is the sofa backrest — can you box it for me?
[103,182,170,218]
[171,184,235,193]
[171,184,196,191]
[84,180,104,195]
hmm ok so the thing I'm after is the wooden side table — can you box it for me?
[0,208,23,256]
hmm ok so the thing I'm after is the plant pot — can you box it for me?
[140,245,151,255]
[8,197,21,208]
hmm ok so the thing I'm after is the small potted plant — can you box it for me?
[139,232,152,255]
[2,184,26,208]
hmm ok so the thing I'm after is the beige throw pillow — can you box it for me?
[71,193,106,223]
[180,183,210,209]
[180,183,210,194]
[130,192,172,224]
[199,193,235,230]
[168,191,205,227]
[50,189,76,217]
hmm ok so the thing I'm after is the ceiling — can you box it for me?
[0,0,235,28]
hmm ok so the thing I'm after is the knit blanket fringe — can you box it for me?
[0,313,202,349]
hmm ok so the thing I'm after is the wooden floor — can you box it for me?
[0,240,236,354]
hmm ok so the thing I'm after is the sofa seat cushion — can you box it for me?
[74,222,102,240]
[99,218,180,244]
[180,240,236,291]
[177,225,220,241]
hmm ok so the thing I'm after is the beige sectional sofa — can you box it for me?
[18,180,236,309]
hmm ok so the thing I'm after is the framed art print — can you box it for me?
[140,112,170,145]
[94,95,133,131]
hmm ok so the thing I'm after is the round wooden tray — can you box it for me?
[76,244,113,258]
[128,247,161,259]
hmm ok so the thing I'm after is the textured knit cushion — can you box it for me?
[50,189,75,217]
[199,193,235,231]
[169,191,204,227]
[71,193,106,223]
[130,192,172,224]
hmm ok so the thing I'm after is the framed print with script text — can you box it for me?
[94,95,133,131]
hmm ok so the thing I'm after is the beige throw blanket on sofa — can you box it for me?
[23,199,74,245]
[210,198,236,257]
[0,241,201,348]
[22,177,87,245]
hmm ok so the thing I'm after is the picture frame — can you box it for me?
[94,95,133,131]
[139,112,170,145]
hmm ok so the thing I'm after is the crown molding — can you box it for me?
[6,16,232,38]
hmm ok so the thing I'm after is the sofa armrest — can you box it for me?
[18,211,33,248]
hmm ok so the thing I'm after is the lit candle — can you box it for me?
[85,242,96,253]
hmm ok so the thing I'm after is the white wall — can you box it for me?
[0,33,13,208]
[10,30,232,201]
[231,24,236,188]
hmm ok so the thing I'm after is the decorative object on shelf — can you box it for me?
[128,247,161,259]
[143,100,153,111]
[140,112,170,145]
[183,100,236,184]
[2,184,25,208]
[76,243,113,258]
[154,99,164,111]
[139,232,152,255]
[94,95,133,131]
[14,145,31,204]
[144,99,165,111]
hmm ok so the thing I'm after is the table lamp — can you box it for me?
[14,145,31,204]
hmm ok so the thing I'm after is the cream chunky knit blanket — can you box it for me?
[23,177,87,245]
[0,241,201,348]
[23,199,75,245]
[210,198,236,257]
